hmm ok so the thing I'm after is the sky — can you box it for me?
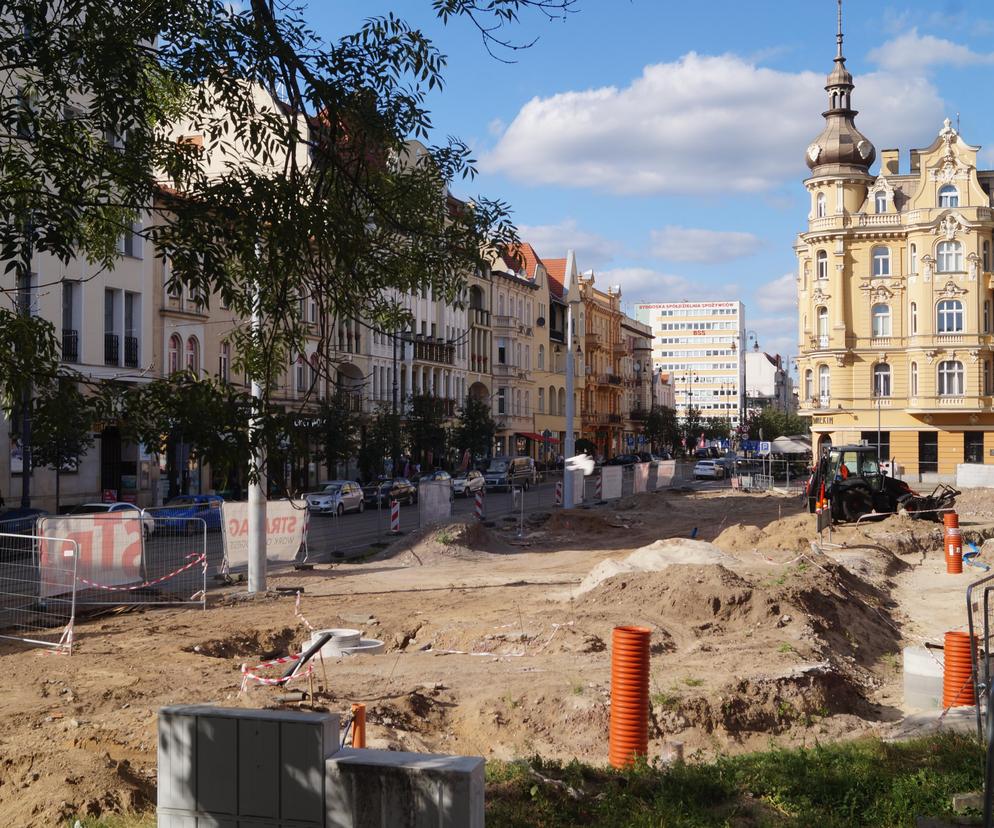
[303,0,994,368]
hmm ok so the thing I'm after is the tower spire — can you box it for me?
[837,0,844,59]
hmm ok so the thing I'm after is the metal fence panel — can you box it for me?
[0,531,78,652]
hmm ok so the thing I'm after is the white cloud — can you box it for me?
[868,27,994,73]
[599,267,739,305]
[650,226,762,263]
[484,52,944,195]
[754,273,797,313]
[518,218,620,268]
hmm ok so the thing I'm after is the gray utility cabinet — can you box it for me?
[158,705,340,827]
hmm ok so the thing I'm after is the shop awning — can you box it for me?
[517,432,559,443]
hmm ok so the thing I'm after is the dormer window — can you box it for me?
[874,191,887,214]
[939,185,959,208]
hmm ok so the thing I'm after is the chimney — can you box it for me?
[880,149,899,175]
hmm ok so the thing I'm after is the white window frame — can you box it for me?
[872,363,891,397]
[871,246,890,277]
[938,360,964,396]
[937,241,964,273]
[939,185,959,208]
[937,299,964,334]
[871,303,891,338]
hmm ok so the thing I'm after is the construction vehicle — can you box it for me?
[805,444,958,523]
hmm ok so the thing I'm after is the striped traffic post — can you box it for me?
[595,473,603,502]
[554,480,563,506]
[474,488,485,521]
[390,499,400,534]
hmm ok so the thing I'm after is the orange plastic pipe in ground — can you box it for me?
[609,625,651,769]
[942,631,977,708]
[351,702,366,748]
[943,511,959,529]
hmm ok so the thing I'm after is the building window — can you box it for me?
[873,363,891,397]
[538,387,545,413]
[986,300,991,333]
[939,185,959,208]
[816,250,828,280]
[910,301,918,334]
[816,306,829,346]
[871,246,890,277]
[219,342,230,382]
[910,243,917,274]
[910,361,918,397]
[804,369,813,400]
[938,360,964,396]
[538,344,545,370]
[816,192,826,218]
[861,430,890,460]
[185,336,199,376]
[937,240,964,272]
[966,432,985,464]
[875,191,887,214]
[985,242,991,272]
[497,387,507,415]
[919,432,939,474]
[168,334,181,375]
[871,303,891,338]
[818,364,830,402]
[937,299,964,333]
[986,360,993,396]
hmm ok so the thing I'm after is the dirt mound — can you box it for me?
[543,510,631,534]
[713,514,815,554]
[184,626,300,659]
[386,520,514,566]
[658,663,872,737]
[575,539,736,595]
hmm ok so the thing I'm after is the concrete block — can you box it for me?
[157,705,339,827]
[952,791,984,813]
[904,646,944,711]
[326,747,485,828]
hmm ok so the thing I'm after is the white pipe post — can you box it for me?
[247,272,267,593]
[563,289,576,509]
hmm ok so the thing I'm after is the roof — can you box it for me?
[502,242,544,280]
[543,258,566,298]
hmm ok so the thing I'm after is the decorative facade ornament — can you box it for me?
[940,279,967,298]
[812,287,831,304]
[922,255,935,283]
[969,252,980,280]
[970,414,979,425]
[924,349,939,364]
[969,349,983,363]
[857,140,873,160]
[933,213,972,240]
[861,282,894,301]
[807,144,822,164]
[878,352,888,363]
[924,414,934,424]
[834,353,846,367]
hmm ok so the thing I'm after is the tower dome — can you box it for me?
[805,0,875,176]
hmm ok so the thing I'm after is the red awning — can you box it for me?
[516,432,559,443]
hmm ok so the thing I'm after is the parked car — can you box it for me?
[68,502,155,539]
[604,453,640,467]
[306,481,364,516]
[154,494,225,533]
[0,507,47,535]
[484,456,537,491]
[452,470,485,497]
[693,460,724,480]
[636,452,663,463]
[362,478,417,506]
[417,469,454,501]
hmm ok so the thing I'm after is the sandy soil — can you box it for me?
[0,486,986,826]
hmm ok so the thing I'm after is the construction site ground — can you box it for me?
[2,484,992,826]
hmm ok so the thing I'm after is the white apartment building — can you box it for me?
[744,346,793,415]
[635,300,746,426]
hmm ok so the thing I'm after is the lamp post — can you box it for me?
[562,252,585,509]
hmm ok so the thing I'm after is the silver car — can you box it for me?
[452,469,485,497]
[305,481,365,515]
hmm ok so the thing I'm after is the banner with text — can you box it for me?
[222,500,307,571]
[38,515,143,598]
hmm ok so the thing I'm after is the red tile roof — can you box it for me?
[543,258,566,298]
[502,242,544,280]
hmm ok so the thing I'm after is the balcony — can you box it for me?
[61,329,79,363]
[413,338,455,365]
[611,340,627,356]
[124,335,139,368]
[907,395,987,413]
[469,307,491,328]
[585,332,603,351]
[608,374,622,386]
[104,333,120,366]
[629,408,649,421]
[335,391,363,413]
[493,315,519,332]
[493,364,530,381]
[608,413,622,424]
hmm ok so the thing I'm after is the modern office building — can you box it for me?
[795,12,994,479]
[636,300,746,426]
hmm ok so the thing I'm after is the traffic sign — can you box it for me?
[627,436,635,447]
[758,441,772,455]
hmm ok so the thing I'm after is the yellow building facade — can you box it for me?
[796,23,994,479]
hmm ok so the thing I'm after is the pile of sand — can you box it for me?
[575,538,735,596]
[385,520,513,566]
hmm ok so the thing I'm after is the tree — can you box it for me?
[315,394,361,480]
[680,405,703,450]
[453,396,496,460]
[358,410,399,482]
[644,405,678,452]
[404,393,448,468]
[30,380,97,512]
[2,1,574,486]
[703,416,731,441]
[745,407,812,442]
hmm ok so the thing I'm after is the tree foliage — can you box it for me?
[358,410,399,481]
[404,393,448,467]
[30,379,98,510]
[643,405,678,451]
[453,395,495,459]
[744,407,811,442]
[314,394,361,476]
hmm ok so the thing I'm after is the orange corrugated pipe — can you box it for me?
[943,630,977,708]
[944,511,963,574]
[351,702,366,748]
[609,625,651,769]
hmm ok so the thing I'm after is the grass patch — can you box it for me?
[683,677,704,687]
[486,733,982,827]
[650,689,682,710]
[778,642,795,654]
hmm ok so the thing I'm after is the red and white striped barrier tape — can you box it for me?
[295,590,315,632]
[75,552,206,592]
[240,653,313,691]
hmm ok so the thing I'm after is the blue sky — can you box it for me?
[305,1,994,363]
